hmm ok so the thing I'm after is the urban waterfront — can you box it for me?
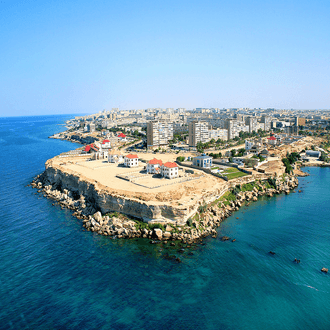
[1,115,330,330]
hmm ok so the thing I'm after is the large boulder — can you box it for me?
[163,231,172,239]
[93,211,103,223]
[153,228,163,240]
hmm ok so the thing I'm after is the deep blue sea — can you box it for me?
[1,115,330,330]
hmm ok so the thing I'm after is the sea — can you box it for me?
[0,115,330,330]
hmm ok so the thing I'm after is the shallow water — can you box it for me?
[0,115,329,330]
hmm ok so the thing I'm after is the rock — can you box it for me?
[269,251,276,255]
[93,211,102,223]
[163,231,172,239]
[321,267,328,273]
[153,228,163,240]
[232,239,236,242]
[221,236,230,241]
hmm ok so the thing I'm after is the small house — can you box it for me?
[118,133,127,142]
[267,136,277,146]
[147,158,162,174]
[101,139,111,149]
[108,149,124,163]
[161,162,179,179]
[124,154,139,167]
[192,154,213,168]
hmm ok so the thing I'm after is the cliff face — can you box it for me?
[40,164,187,223]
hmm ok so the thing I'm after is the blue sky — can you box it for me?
[1,0,329,116]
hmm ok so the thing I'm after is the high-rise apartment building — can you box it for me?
[147,121,173,148]
[188,121,210,147]
[260,115,271,131]
[245,116,258,133]
[226,119,240,140]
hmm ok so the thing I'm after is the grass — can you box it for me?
[221,167,248,180]
[223,167,238,173]
[225,171,248,180]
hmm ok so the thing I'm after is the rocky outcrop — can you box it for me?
[37,165,187,223]
[31,168,299,243]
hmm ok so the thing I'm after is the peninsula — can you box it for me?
[32,107,330,243]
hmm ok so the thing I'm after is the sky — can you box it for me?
[1,0,330,116]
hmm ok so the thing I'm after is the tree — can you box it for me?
[320,152,329,162]
[282,158,293,174]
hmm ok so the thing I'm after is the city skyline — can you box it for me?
[1,0,329,117]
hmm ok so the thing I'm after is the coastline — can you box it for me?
[31,164,300,243]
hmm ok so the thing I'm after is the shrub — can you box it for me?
[148,223,165,231]
[198,204,207,213]
[176,156,185,162]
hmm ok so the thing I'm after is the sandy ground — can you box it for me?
[50,155,227,204]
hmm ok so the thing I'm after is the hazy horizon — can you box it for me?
[1,0,329,117]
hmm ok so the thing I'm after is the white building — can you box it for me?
[188,121,209,147]
[267,136,277,146]
[192,154,213,168]
[161,162,179,179]
[209,128,228,141]
[146,158,163,174]
[101,139,111,148]
[124,154,139,167]
[245,140,254,150]
[108,150,124,163]
[147,120,173,148]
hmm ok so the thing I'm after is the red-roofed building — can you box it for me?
[102,139,111,148]
[124,154,139,167]
[84,143,99,153]
[118,133,127,141]
[161,162,179,179]
[267,136,277,146]
[147,158,163,174]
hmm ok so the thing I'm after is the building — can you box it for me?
[124,154,139,167]
[161,162,179,179]
[108,150,123,163]
[118,133,127,141]
[260,115,271,131]
[306,150,321,158]
[297,117,306,126]
[225,119,247,140]
[192,154,213,168]
[245,116,258,134]
[245,140,254,150]
[208,128,228,141]
[147,120,173,148]
[188,121,209,147]
[101,139,111,148]
[87,123,96,133]
[147,158,162,174]
[84,143,99,153]
[267,136,277,146]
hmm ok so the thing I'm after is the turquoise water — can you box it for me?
[0,115,330,330]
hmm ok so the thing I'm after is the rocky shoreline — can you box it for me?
[30,172,299,244]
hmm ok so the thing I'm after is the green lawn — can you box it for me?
[222,167,248,180]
